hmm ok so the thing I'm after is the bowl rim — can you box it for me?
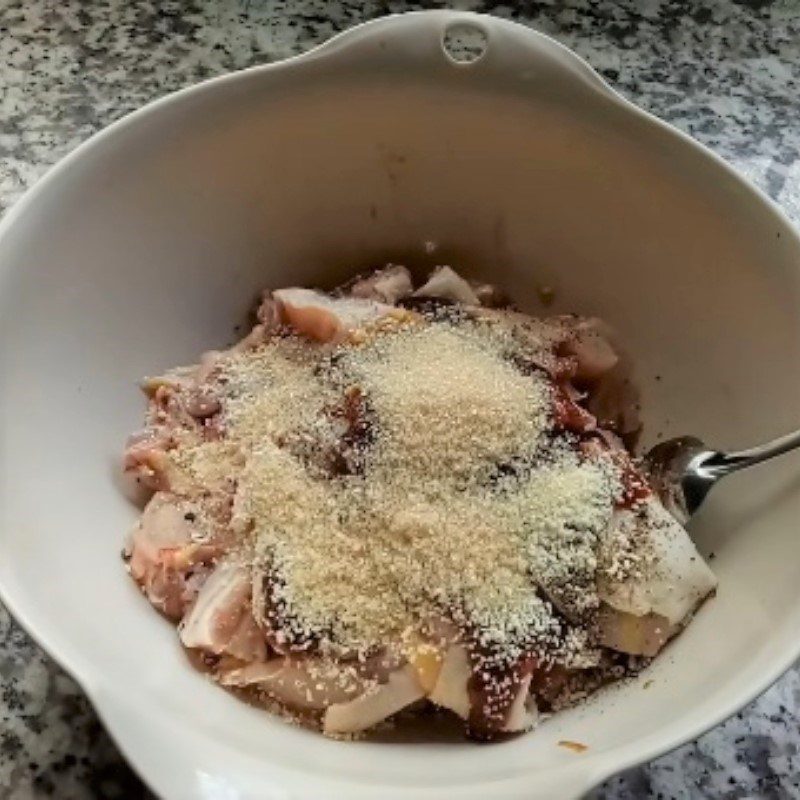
[1,10,799,799]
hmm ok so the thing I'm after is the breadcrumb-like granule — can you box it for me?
[177,318,624,662]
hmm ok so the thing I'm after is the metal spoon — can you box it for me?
[644,429,800,523]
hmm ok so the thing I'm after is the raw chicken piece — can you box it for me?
[221,658,366,711]
[502,673,538,733]
[428,645,538,734]
[596,502,717,656]
[126,493,221,618]
[428,644,471,719]
[255,293,283,330]
[349,265,413,304]
[596,606,674,657]
[179,559,267,662]
[323,665,425,735]
[221,650,423,728]
[273,288,394,343]
[140,366,196,398]
[125,366,224,489]
[413,266,481,306]
[143,366,221,423]
[560,318,619,382]
[123,430,175,491]
[558,317,641,440]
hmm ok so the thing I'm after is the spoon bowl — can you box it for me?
[644,430,800,522]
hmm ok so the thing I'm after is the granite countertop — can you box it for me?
[2,0,800,797]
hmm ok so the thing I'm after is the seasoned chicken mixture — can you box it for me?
[122,265,716,739]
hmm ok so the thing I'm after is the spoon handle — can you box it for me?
[707,428,800,476]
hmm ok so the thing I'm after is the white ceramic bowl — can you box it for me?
[2,11,800,800]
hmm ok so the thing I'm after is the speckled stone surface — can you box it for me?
[1,1,799,797]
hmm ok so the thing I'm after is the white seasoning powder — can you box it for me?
[175,317,624,659]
